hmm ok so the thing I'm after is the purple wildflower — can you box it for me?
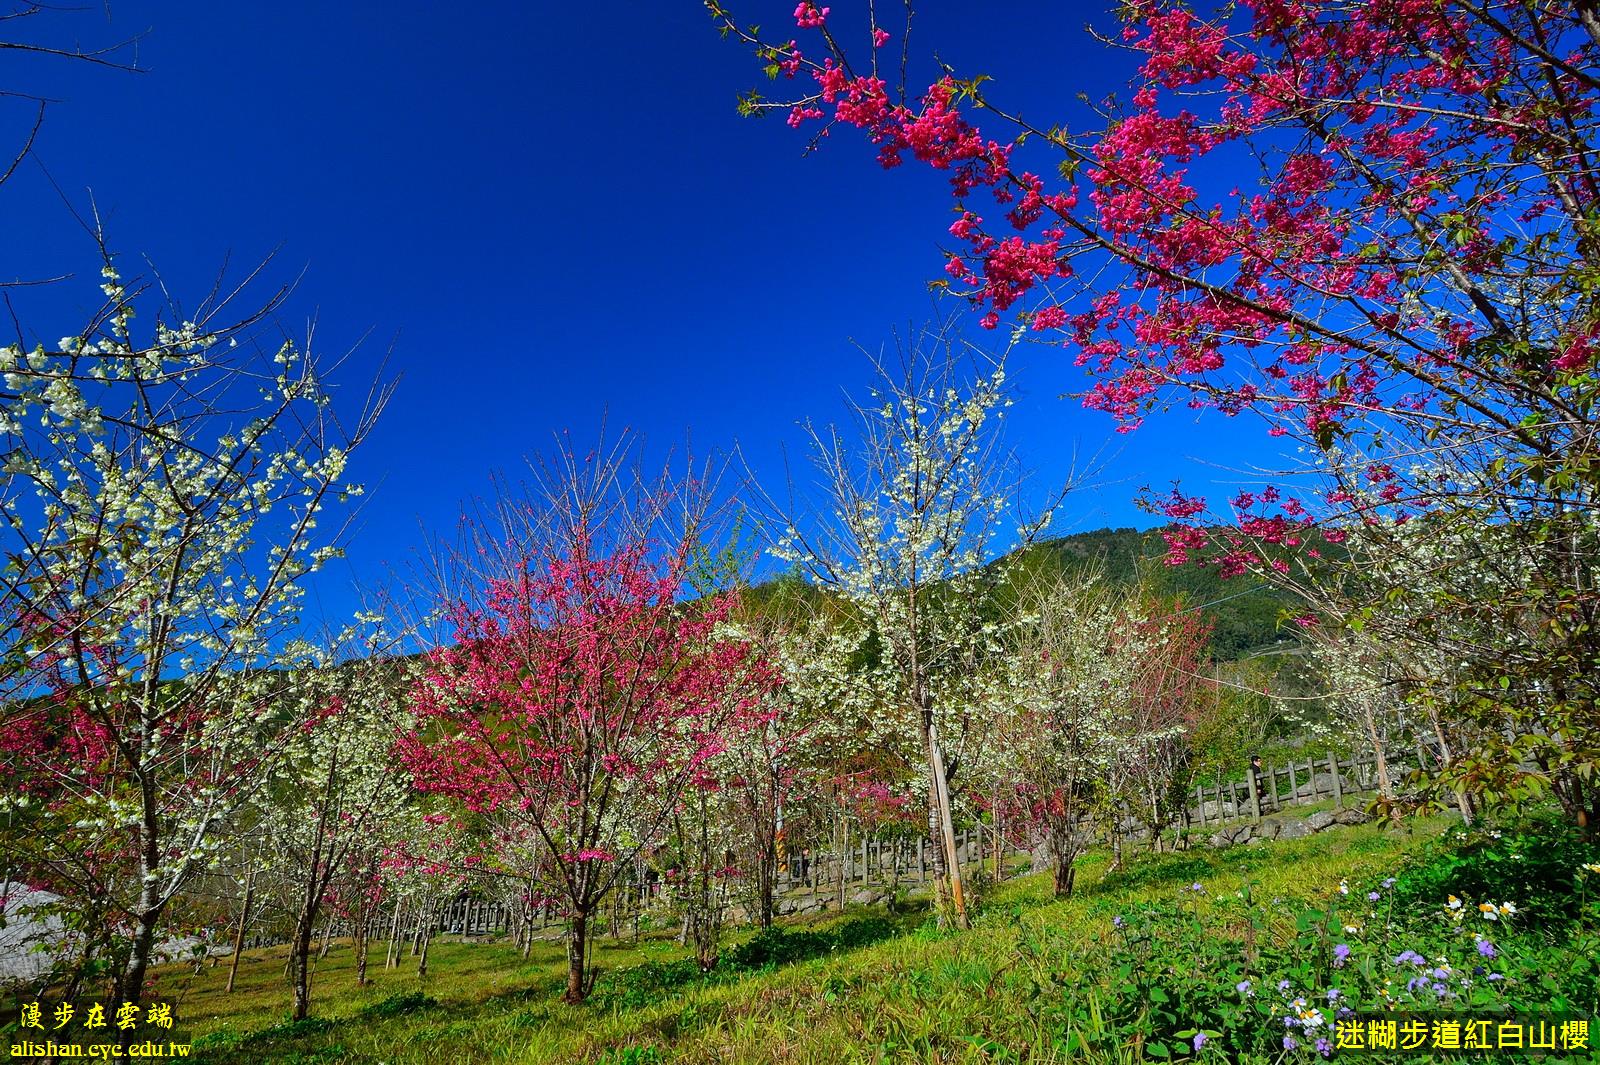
[1284,1035,1299,1051]
[1477,939,1496,958]
[1333,943,1350,967]
[1316,1037,1332,1058]
[1193,1033,1208,1052]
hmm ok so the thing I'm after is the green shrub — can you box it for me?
[1391,810,1600,926]
[590,958,704,1011]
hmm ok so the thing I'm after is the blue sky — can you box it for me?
[3,1,1275,621]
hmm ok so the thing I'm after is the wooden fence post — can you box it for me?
[1330,754,1344,808]
[1246,769,1262,820]
[1287,761,1299,803]
[1268,762,1281,811]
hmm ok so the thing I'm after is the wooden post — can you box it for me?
[1228,781,1239,819]
[1288,760,1299,803]
[1246,768,1262,820]
[1268,762,1281,811]
[837,820,848,912]
[1330,755,1344,808]
[225,868,255,993]
[917,837,926,882]
[1196,785,1207,826]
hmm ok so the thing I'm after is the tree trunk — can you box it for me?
[564,912,589,1004]
[354,906,371,987]
[417,904,433,977]
[385,898,403,970]
[924,718,967,926]
[757,835,776,930]
[1427,708,1476,825]
[1364,715,1403,825]
[317,916,335,960]
[290,906,317,1022]
[226,869,255,993]
[1054,858,1076,898]
[116,902,162,1013]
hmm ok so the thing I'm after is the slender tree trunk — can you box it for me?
[354,906,371,987]
[116,737,169,1017]
[416,903,433,977]
[925,718,966,925]
[993,811,1003,883]
[1427,707,1476,825]
[1362,710,1404,826]
[385,898,403,969]
[317,916,335,960]
[226,869,255,993]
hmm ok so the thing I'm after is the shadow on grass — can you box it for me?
[186,909,922,1062]
[587,910,920,1012]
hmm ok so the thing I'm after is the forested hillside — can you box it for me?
[1016,528,1303,661]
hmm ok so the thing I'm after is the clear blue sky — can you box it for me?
[3,1,1272,622]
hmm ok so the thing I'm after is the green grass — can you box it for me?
[162,817,1453,1064]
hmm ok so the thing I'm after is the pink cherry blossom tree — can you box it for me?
[398,439,778,1003]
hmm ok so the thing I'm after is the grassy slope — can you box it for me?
[165,816,1451,1064]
